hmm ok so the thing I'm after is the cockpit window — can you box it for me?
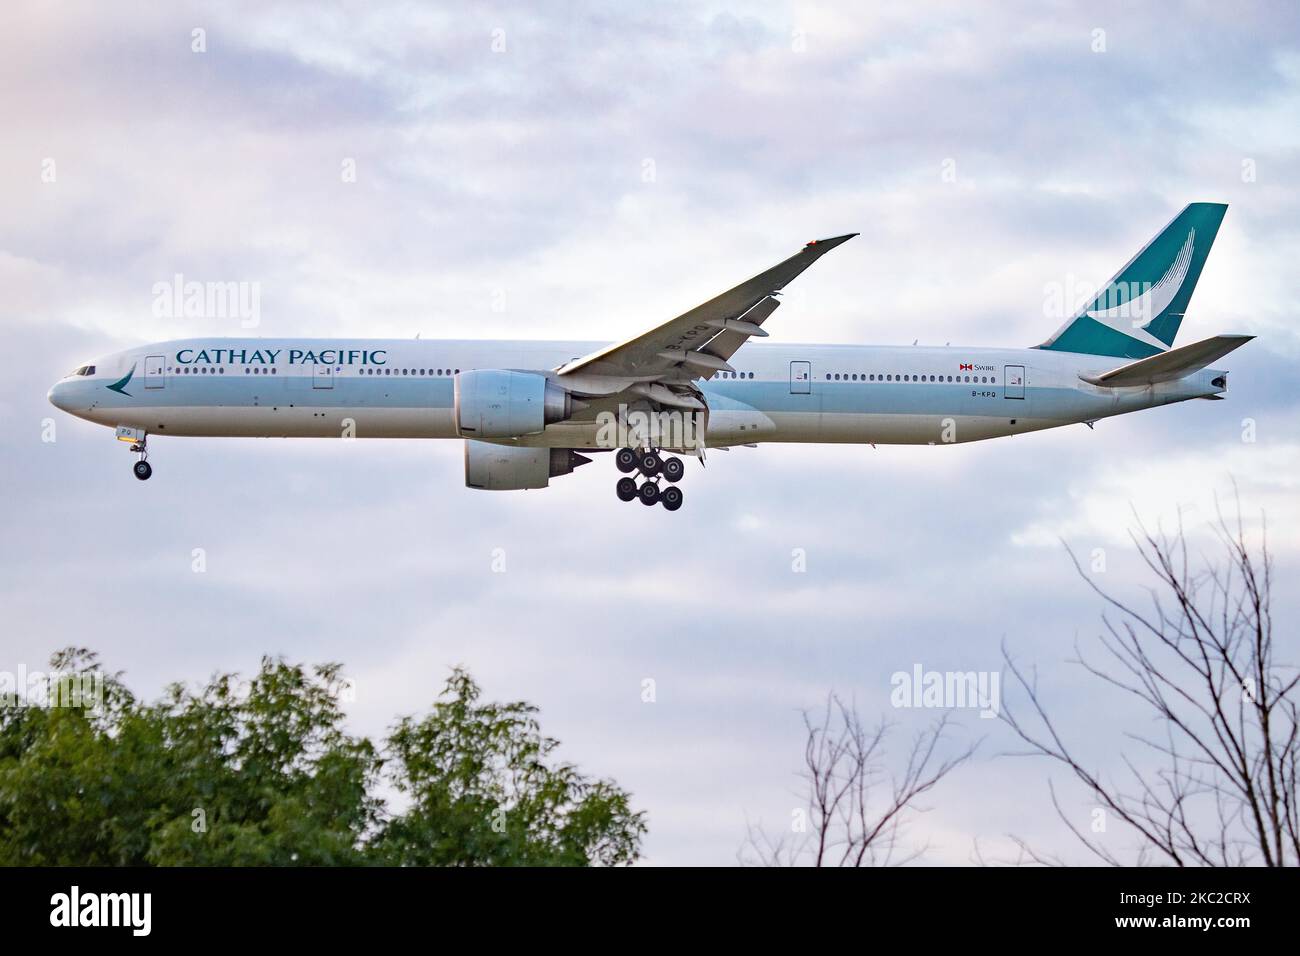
[69,365,95,376]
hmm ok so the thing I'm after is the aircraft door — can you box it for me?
[1004,365,1025,400]
[313,365,334,389]
[144,355,166,389]
[789,360,811,394]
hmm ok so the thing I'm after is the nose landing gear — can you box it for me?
[613,448,686,511]
[129,436,152,480]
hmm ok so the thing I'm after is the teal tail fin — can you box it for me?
[1037,202,1227,358]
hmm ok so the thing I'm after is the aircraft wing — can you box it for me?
[555,234,857,382]
[1080,334,1253,387]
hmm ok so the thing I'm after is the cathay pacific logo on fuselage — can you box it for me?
[173,347,387,366]
[106,365,136,396]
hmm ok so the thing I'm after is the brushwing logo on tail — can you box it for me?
[1085,230,1195,352]
[106,364,136,396]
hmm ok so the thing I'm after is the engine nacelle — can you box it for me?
[454,369,573,439]
[464,441,591,491]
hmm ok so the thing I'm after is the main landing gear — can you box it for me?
[614,447,684,511]
[130,437,152,480]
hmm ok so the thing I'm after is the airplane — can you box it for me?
[49,202,1250,512]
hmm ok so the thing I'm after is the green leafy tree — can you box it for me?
[0,649,379,865]
[378,668,645,866]
[143,658,382,865]
[0,651,644,866]
[0,648,150,865]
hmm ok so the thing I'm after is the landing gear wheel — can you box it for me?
[638,481,660,506]
[637,449,662,476]
[615,448,638,473]
[661,456,685,483]
[661,485,683,511]
[615,476,638,502]
[133,460,153,481]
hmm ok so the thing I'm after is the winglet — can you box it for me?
[805,233,859,250]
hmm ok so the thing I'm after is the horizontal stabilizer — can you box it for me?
[1081,334,1253,387]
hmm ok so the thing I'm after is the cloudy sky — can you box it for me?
[3,1,1298,864]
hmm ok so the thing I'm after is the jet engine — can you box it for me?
[454,369,575,438]
[464,440,591,490]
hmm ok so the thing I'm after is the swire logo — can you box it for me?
[958,363,973,371]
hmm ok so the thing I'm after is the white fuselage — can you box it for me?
[48,337,1228,450]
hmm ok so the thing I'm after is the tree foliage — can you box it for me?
[378,669,644,866]
[0,651,644,866]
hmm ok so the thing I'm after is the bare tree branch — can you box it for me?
[1000,495,1297,866]
[741,695,977,866]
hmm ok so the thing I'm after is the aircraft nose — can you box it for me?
[48,381,74,412]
